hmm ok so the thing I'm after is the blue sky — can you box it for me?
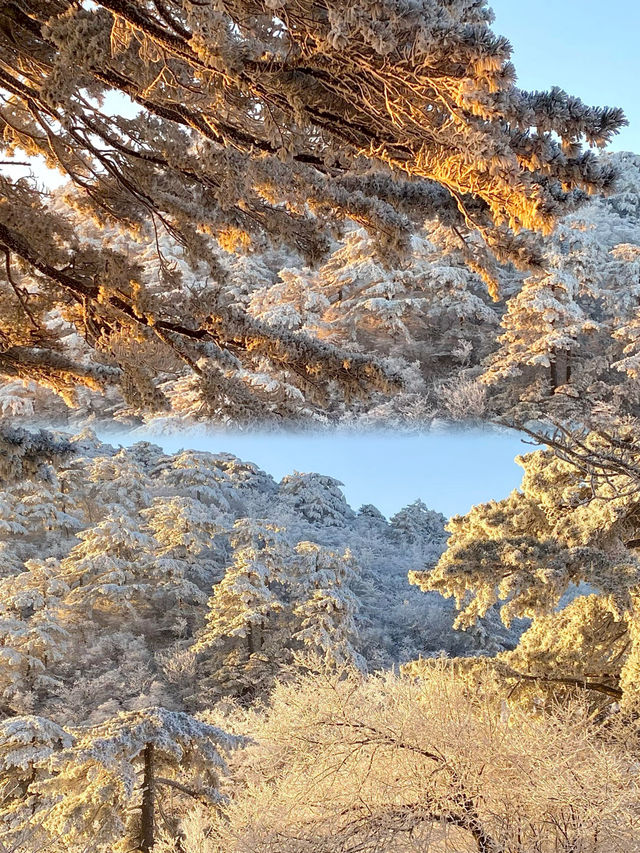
[103,428,531,520]
[490,0,639,152]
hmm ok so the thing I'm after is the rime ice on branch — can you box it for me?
[0,0,626,415]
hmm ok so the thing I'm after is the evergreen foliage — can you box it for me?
[0,1,627,422]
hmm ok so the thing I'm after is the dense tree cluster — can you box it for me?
[2,151,639,429]
[0,429,488,693]
[0,427,524,850]
[6,429,509,699]
[1,3,640,850]
[3,430,640,850]
[0,0,628,423]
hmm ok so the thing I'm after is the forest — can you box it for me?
[1,428,639,852]
[1,0,640,851]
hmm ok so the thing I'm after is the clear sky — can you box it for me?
[490,0,640,153]
[101,428,531,520]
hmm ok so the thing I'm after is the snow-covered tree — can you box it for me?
[291,543,362,668]
[204,453,279,515]
[0,715,71,848]
[278,472,355,527]
[82,451,152,519]
[0,559,70,716]
[477,151,640,428]
[193,520,292,698]
[142,496,225,588]
[253,228,500,377]
[29,708,238,853]
[410,446,640,710]
[153,451,232,516]
[0,488,28,576]
[610,244,640,379]
[61,513,201,640]
[9,467,83,543]
[0,1,625,419]
[0,427,75,484]
[354,504,389,541]
[482,270,601,402]
[391,499,448,547]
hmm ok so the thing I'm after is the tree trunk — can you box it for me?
[550,348,570,390]
[140,742,155,853]
[247,622,262,655]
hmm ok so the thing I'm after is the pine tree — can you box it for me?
[60,513,201,639]
[0,715,71,848]
[355,503,389,537]
[611,245,640,377]
[478,154,640,424]
[391,500,447,547]
[410,446,640,709]
[482,271,598,396]
[0,558,71,716]
[0,490,26,537]
[29,707,239,853]
[258,227,499,377]
[83,451,153,519]
[193,520,292,698]
[0,427,75,484]
[153,451,233,517]
[279,472,355,527]
[9,466,84,542]
[142,496,226,588]
[0,1,625,418]
[291,542,363,668]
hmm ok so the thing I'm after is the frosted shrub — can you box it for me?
[214,666,640,853]
[437,376,488,422]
